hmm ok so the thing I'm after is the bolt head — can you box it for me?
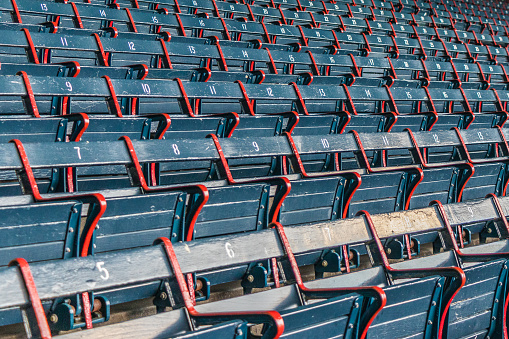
[247,275,255,283]
[322,260,328,267]
[69,228,74,233]
[160,292,168,300]
[49,314,58,323]
[65,248,71,253]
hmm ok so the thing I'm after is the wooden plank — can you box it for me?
[0,245,171,309]
[284,217,371,254]
[358,132,413,150]
[176,228,284,274]
[291,134,358,154]
[443,198,499,226]
[371,207,444,238]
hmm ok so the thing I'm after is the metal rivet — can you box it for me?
[93,244,97,249]
[178,197,183,202]
[354,303,359,308]
[492,316,496,320]
[50,314,58,323]
[172,233,177,238]
[72,208,79,213]
[332,211,336,215]
[65,248,71,253]
[431,301,436,306]
[160,292,168,300]
[335,197,340,200]
[59,122,64,127]
[386,248,392,254]
[504,265,508,269]
[236,328,243,336]
[495,299,499,303]
[95,225,100,229]
[144,121,149,126]
[322,260,328,267]
[258,221,262,225]
[488,228,493,233]
[263,189,268,193]
[56,138,62,142]
[69,228,74,233]
[339,182,343,185]
[499,282,503,286]
[260,205,265,209]
[428,320,432,325]
[348,324,354,329]
[53,169,58,173]
[175,215,180,219]
[396,203,399,207]
[50,187,54,191]
[437,283,441,287]
[247,275,255,282]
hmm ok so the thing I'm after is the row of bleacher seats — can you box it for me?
[3,0,509,337]
[5,194,509,338]
[0,74,507,134]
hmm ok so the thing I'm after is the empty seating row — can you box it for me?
[5,194,509,338]
[3,74,509,133]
